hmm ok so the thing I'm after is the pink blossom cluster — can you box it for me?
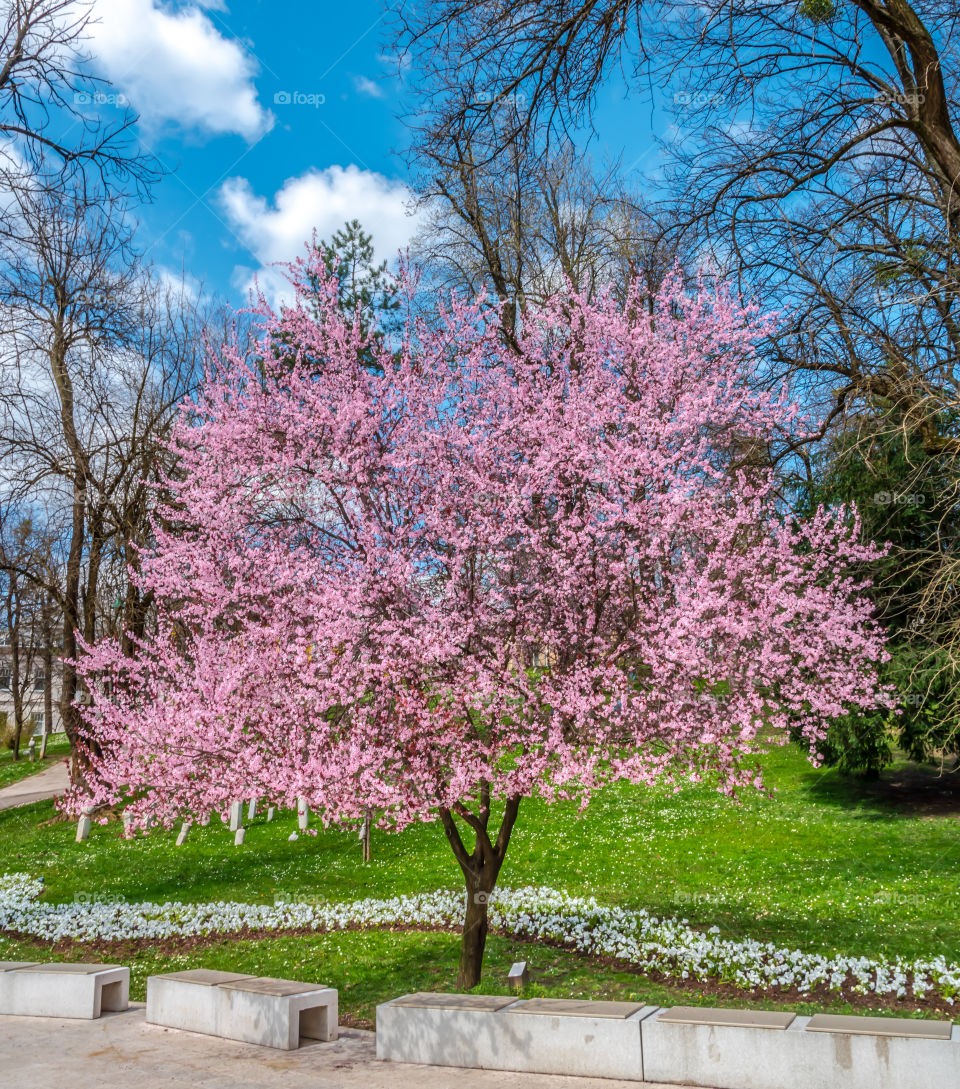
[68,258,890,831]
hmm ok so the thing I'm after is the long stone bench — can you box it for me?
[146,969,338,1050]
[641,1005,960,1089]
[0,961,129,1019]
[376,992,656,1079]
[377,994,960,1088]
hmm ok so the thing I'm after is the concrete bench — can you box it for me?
[378,994,960,1086]
[146,969,338,1050]
[641,1004,960,1089]
[376,992,655,1079]
[0,961,129,1019]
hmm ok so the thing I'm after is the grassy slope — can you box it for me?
[0,741,958,1025]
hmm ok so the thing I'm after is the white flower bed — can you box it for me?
[1,873,957,1004]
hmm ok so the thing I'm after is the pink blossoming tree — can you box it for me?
[69,255,889,987]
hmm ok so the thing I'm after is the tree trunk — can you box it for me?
[8,573,21,761]
[82,518,104,646]
[41,621,52,759]
[459,866,496,989]
[439,792,522,991]
[11,710,22,761]
[49,316,90,785]
[60,470,90,783]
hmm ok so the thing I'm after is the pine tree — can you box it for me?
[314,219,400,339]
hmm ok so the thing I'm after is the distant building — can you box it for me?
[0,648,63,738]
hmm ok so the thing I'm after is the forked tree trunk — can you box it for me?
[440,792,521,991]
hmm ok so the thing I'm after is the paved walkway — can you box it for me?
[0,757,69,811]
[0,1005,700,1088]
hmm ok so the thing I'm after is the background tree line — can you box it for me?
[0,3,404,773]
[3,0,959,780]
[392,0,960,777]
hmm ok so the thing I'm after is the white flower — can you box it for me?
[0,873,951,1003]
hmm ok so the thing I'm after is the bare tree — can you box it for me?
[38,582,54,755]
[0,183,203,779]
[393,0,960,759]
[0,518,43,757]
[409,99,681,344]
[648,2,960,758]
[395,0,960,446]
[0,0,156,196]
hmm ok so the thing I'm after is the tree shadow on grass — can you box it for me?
[803,757,960,819]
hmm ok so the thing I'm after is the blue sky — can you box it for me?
[75,1,673,305]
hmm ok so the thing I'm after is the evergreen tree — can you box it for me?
[271,220,401,377]
[313,219,401,343]
[793,410,960,774]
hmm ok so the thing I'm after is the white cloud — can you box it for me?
[154,265,202,304]
[376,52,411,73]
[218,165,420,302]
[88,0,272,140]
[353,75,385,100]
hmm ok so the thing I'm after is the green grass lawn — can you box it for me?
[0,735,70,789]
[1,739,958,1025]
